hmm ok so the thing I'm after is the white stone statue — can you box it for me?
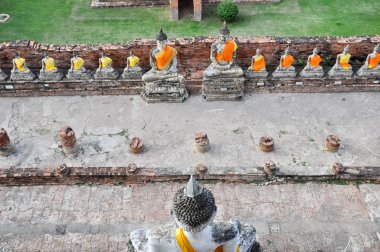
[129,176,258,252]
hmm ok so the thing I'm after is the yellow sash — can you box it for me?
[176,228,240,252]
[129,56,140,67]
[339,54,351,70]
[15,58,26,71]
[155,46,177,70]
[216,40,237,63]
[368,53,380,69]
[101,57,112,68]
[73,57,84,70]
[45,58,57,71]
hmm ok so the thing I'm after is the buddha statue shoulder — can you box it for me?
[357,44,380,77]
[129,176,258,252]
[203,22,243,79]
[328,45,353,77]
[246,48,267,78]
[272,46,296,78]
[10,51,35,81]
[300,48,324,78]
[142,28,179,82]
[39,52,63,81]
[94,52,119,79]
[122,50,143,79]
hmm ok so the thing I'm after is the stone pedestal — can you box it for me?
[202,77,245,101]
[10,70,35,81]
[39,71,63,81]
[299,68,324,78]
[66,70,92,80]
[245,70,268,79]
[272,68,296,78]
[142,75,188,103]
[0,69,8,81]
[122,69,143,80]
[328,67,353,78]
[357,65,380,77]
[94,69,119,80]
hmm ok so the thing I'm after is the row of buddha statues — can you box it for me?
[1,23,380,102]
[2,50,143,82]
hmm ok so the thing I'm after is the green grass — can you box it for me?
[0,0,379,44]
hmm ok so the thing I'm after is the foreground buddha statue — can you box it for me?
[328,45,353,78]
[122,50,143,79]
[94,52,119,80]
[67,52,92,80]
[246,48,268,78]
[39,52,63,81]
[357,44,380,77]
[141,28,188,103]
[202,22,245,101]
[129,176,259,252]
[300,48,324,78]
[272,46,296,78]
[10,52,36,81]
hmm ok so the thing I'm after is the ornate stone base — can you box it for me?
[39,71,63,81]
[0,69,8,81]
[122,70,143,80]
[66,71,92,80]
[328,67,353,78]
[272,69,296,78]
[10,70,36,81]
[202,77,245,101]
[94,70,119,80]
[142,75,188,103]
[299,69,324,78]
[356,66,380,77]
[245,70,268,79]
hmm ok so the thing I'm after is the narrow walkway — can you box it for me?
[1,93,380,176]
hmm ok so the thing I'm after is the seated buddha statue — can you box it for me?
[300,48,324,78]
[122,50,143,79]
[357,44,380,77]
[0,68,7,81]
[246,48,268,78]
[203,22,244,79]
[272,46,296,78]
[328,45,353,77]
[141,28,188,103]
[11,52,35,80]
[94,52,119,80]
[39,52,63,81]
[129,176,259,252]
[67,52,91,80]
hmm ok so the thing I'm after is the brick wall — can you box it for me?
[1,36,379,80]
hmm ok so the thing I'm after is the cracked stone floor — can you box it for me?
[0,183,379,251]
[1,93,380,175]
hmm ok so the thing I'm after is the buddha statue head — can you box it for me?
[156,28,168,51]
[171,175,217,233]
[343,45,350,54]
[100,51,106,58]
[43,51,49,59]
[72,51,78,58]
[14,51,20,58]
[219,21,230,44]
[256,48,262,56]
[313,48,319,55]
[129,50,135,57]
[284,46,291,55]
